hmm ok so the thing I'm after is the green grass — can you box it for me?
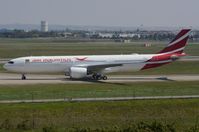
[0,81,198,100]
[0,64,5,72]
[0,38,198,58]
[0,39,198,131]
[0,99,198,131]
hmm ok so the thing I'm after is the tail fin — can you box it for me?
[158,29,191,54]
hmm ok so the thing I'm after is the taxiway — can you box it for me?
[0,73,198,85]
[0,95,198,104]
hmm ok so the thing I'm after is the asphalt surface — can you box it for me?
[0,95,198,104]
[0,73,199,84]
[179,56,199,61]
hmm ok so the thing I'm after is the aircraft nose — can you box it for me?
[3,63,8,70]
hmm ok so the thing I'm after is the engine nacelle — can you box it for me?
[69,67,88,79]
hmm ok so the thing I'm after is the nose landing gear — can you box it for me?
[21,74,26,80]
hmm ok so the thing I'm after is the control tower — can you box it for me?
[41,21,48,32]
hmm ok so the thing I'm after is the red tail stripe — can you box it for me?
[158,36,188,53]
[141,62,170,70]
[170,29,190,43]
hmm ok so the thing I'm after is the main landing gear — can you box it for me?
[21,74,26,80]
[92,73,108,80]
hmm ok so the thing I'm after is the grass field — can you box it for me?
[0,39,198,131]
[0,38,199,58]
[0,99,198,131]
[0,81,198,100]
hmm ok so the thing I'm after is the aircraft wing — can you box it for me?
[87,63,122,72]
[75,61,142,73]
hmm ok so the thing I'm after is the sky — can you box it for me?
[0,0,198,27]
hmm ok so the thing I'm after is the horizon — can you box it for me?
[0,23,196,31]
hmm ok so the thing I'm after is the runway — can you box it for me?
[0,95,198,104]
[0,73,199,85]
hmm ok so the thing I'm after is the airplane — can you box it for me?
[3,29,191,80]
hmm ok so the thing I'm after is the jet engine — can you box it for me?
[69,67,88,79]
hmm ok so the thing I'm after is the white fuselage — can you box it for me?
[4,54,154,74]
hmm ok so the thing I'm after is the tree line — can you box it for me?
[0,29,198,42]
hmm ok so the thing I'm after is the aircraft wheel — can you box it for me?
[92,74,102,80]
[102,76,108,80]
[92,74,97,80]
[97,76,102,80]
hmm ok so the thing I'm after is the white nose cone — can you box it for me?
[3,63,8,70]
[3,63,14,71]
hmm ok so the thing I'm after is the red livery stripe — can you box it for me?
[170,29,190,43]
[159,36,188,53]
[158,29,191,54]
[141,62,170,70]
[149,54,171,62]
[141,54,171,70]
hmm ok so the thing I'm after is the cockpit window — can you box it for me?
[25,59,30,63]
[8,61,14,64]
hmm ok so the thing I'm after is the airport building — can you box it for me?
[41,21,48,32]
